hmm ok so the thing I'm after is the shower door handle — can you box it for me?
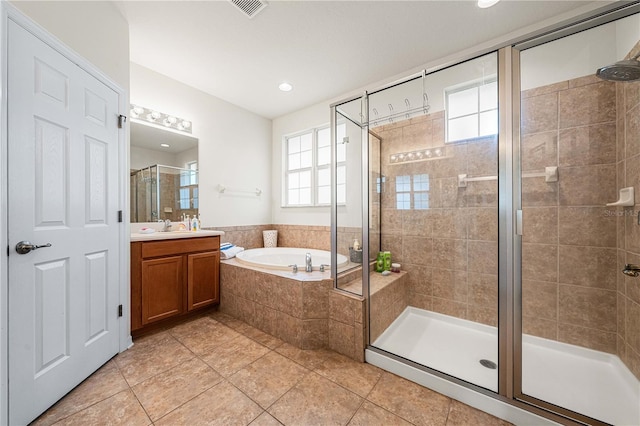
[515,210,523,236]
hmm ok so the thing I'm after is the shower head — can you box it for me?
[596,54,640,82]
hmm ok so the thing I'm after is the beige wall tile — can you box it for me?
[467,305,497,326]
[432,298,467,319]
[522,93,558,134]
[559,164,617,206]
[522,81,568,99]
[558,285,616,332]
[559,123,616,166]
[558,245,617,289]
[558,323,617,353]
[522,280,557,321]
[521,131,558,172]
[432,209,467,239]
[523,316,557,340]
[402,210,433,237]
[467,138,498,177]
[468,273,498,308]
[467,207,498,242]
[468,241,498,275]
[522,207,557,244]
[432,239,467,270]
[626,107,640,158]
[402,236,433,266]
[626,299,640,353]
[521,177,558,207]
[522,243,557,282]
[432,269,468,302]
[558,82,616,129]
[558,207,616,247]
[276,311,302,347]
[301,319,328,349]
[328,320,355,359]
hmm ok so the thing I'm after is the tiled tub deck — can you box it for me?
[220,259,408,362]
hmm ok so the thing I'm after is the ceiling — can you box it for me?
[116,0,600,119]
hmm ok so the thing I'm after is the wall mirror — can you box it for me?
[130,120,199,223]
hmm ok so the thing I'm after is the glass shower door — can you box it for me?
[517,13,640,425]
[367,52,500,391]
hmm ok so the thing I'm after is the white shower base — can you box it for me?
[372,307,639,425]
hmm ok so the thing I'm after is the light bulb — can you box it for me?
[181,120,191,129]
[390,155,397,162]
[478,0,500,8]
[279,82,293,92]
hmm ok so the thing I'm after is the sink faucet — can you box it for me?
[162,219,172,232]
[305,252,312,272]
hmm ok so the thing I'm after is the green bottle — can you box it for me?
[376,252,385,272]
[384,251,392,271]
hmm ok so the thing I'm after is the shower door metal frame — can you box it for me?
[511,4,640,425]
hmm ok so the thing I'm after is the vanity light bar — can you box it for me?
[130,104,192,134]
[390,147,446,164]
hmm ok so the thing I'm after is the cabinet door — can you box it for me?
[187,251,220,310]
[141,255,184,324]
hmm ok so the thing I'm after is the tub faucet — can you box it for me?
[305,252,312,272]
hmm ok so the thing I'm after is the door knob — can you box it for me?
[15,241,52,255]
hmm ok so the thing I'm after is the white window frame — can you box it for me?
[395,174,430,210]
[283,124,346,207]
[445,77,498,143]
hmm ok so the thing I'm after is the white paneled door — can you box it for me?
[7,21,120,425]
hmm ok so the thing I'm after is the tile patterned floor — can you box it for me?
[32,311,511,426]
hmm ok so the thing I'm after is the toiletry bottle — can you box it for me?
[384,251,392,271]
[192,216,198,231]
[186,215,191,231]
[353,238,361,251]
[376,252,385,272]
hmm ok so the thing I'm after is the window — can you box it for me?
[285,124,346,206]
[445,79,497,143]
[396,174,430,210]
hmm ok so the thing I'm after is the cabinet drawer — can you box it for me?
[142,236,219,258]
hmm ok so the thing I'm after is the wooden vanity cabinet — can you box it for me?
[131,236,220,332]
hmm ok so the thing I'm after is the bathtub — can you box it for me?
[235,247,349,271]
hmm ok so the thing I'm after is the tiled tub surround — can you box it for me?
[220,260,368,361]
[206,224,363,259]
[521,64,640,380]
[373,112,499,328]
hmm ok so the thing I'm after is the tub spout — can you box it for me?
[305,253,312,272]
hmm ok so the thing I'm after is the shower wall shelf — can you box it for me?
[217,184,262,196]
[606,186,634,206]
[458,166,558,188]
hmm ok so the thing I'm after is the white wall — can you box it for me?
[10,1,129,91]
[131,63,272,227]
[271,102,332,226]
[521,14,640,90]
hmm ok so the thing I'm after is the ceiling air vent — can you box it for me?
[230,0,268,19]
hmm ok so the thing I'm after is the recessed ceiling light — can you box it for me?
[278,82,293,92]
[160,143,170,148]
[478,0,500,8]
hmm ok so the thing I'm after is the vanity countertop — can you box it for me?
[130,229,225,242]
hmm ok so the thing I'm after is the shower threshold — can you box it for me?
[371,307,639,425]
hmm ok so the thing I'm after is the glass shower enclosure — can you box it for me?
[330,5,640,425]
